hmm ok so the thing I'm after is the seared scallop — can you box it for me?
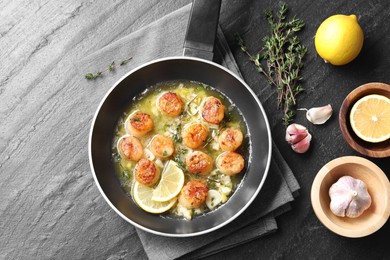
[186,151,213,176]
[216,151,245,175]
[157,92,184,117]
[201,96,225,124]
[135,158,160,186]
[218,128,243,151]
[178,180,208,209]
[117,135,143,161]
[182,123,209,149]
[125,111,154,137]
[149,134,174,158]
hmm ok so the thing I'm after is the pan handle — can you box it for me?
[183,0,222,61]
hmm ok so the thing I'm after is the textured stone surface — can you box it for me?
[1,0,389,259]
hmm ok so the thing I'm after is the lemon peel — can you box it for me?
[315,14,364,65]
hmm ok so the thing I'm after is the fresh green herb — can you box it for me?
[112,152,121,162]
[174,154,188,173]
[85,71,102,80]
[224,113,233,122]
[177,147,188,155]
[123,170,132,180]
[108,61,115,72]
[207,175,220,189]
[162,151,167,156]
[172,125,182,143]
[219,120,227,130]
[219,113,233,130]
[85,57,133,80]
[132,117,140,122]
[237,3,306,125]
[173,134,182,143]
[120,58,131,66]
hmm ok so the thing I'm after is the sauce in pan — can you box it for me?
[112,80,249,220]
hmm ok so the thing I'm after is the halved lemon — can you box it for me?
[350,94,390,143]
[152,160,185,202]
[133,181,176,214]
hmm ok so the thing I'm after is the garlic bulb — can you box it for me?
[285,123,312,153]
[298,104,333,125]
[329,176,372,218]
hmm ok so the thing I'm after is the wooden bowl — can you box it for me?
[339,82,390,158]
[311,156,390,238]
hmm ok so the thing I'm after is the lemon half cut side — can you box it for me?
[350,94,390,143]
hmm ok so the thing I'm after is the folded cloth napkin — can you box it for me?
[78,3,299,260]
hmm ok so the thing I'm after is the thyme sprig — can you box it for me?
[237,3,307,125]
[85,57,133,80]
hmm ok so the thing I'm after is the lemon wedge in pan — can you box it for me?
[152,160,184,202]
[133,181,176,214]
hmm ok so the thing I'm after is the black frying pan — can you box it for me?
[89,0,271,237]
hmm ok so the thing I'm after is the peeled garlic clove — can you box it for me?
[285,123,309,145]
[299,104,333,125]
[329,176,372,218]
[291,133,312,153]
[206,190,222,210]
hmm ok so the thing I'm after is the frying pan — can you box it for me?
[89,0,271,237]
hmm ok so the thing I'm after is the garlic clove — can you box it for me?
[299,104,333,125]
[285,123,309,145]
[345,183,372,218]
[329,196,351,217]
[329,176,372,218]
[291,133,312,153]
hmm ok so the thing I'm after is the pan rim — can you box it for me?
[88,56,272,237]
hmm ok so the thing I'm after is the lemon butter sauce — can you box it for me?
[112,80,249,219]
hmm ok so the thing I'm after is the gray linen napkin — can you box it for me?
[78,4,299,259]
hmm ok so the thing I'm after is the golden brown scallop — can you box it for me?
[218,128,243,151]
[186,151,213,176]
[135,158,160,186]
[117,135,143,161]
[178,180,209,209]
[157,92,184,117]
[216,151,245,175]
[149,134,174,158]
[182,123,209,149]
[201,96,225,124]
[125,111,154,137]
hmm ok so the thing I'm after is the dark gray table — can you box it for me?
[1,0,389,259]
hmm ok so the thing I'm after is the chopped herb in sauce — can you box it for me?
[123,170,132,180]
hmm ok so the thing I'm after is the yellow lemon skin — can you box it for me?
[315,14,364,65]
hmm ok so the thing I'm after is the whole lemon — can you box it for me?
[315,14,364,65]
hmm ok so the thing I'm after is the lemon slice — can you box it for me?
[152,160,185,202]
[133,181,176,214]
[350,94,390,143]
